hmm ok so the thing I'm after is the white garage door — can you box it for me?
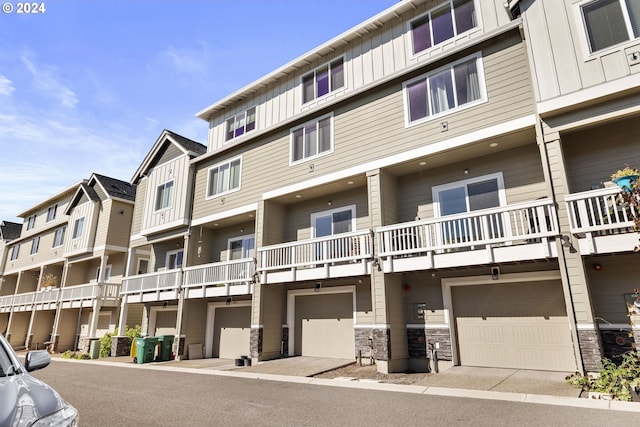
[453,281,577,371]
[154,310,177,336]
[295,293,354,359]
[213,306,251,359]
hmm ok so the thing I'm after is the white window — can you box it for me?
[155,180,174,211]
[225,107,256,142]
[227,234,255,260]
[30,236,40,255]
[72,217,85,239]
[166,249,184,270]
[311,205,356,238]
[53,226,66,247]
[10,244,20,261]
[96,265,112,282]
[410,0,477,55]
[46,204,58,222]
[581,0,640,52]
[207,157,241,198]
[290,115,333,164]
[302,57,345,104]
[432,172,506,243]
[137,258,149,275]
[404,54,485,125]
[26,215,36,230]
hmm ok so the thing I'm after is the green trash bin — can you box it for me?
[135,337,158,364]
[89,339,100,360]
[156,335,174,361]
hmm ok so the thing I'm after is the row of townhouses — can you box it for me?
[2,0,640,374]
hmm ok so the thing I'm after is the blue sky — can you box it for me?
[0,0,397,223]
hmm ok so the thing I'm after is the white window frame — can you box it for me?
[301,56,346,105]
[52,226,66,248]
[96,264,112,282]
[155,180,174,212]
[166,249,184,270]
[30,236,40,255]
[72,217,85,240]
[577,0,640,55]
[310,204,357,238]
[289,113,334,166]
[10,244,20,261]
[46,204,58,222]
[408,0,480,58]
[206,156,242,199]
[225,107,256,143]
[227,234,256,260]
[402,53,486,127]
[136,258,150,275]
[432,172,507,217]
[26,215,36,230]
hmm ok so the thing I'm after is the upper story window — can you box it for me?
[53,226,66,247]
[404,54,485,125]
[46,204,58,222]
[311,205,356,238]
[155,180,174,211]
[26,215,36,230]
[30,236,40,255]
[410,0,477,55]
[207,157,242,198]
[302,58,345,104]
[228,234,255,260]
[581,0,640,53]
[166,249,183,270]
[225,107,256,142]
[290,114,333,164]
[72,217,85,239]
[10,244,20,261]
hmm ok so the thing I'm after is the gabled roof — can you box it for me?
[65,174,137,215]
[0,221,21,241]
[131,129,206,184]
[17,180,86,218]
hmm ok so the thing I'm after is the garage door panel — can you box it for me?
[214,306,251,359]
[453,282,576,371]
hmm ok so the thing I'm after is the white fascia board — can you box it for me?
[263,114,536,200]
[191,203,258,227]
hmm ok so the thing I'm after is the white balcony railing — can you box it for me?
[33,288,60,305]
[121,270,181,295]
[59,282,121,301]
[257,230,374,272]
[565,187,637,235]
[12,292,36,307]
[0,295,14,309]
[183,258,255,288]
[377,199,558,258]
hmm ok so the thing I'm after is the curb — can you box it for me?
[52,358,640,413]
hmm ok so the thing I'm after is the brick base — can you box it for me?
[355,327,390,361]
[407,327,452,361]
[111,336,132,357]
[578,329,603,372]
[250,326,263,358]
[281,326,289,356]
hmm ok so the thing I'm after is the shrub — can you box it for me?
[566,351,640,401]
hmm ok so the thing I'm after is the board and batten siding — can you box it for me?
[521,0,640,103]
[206,0,515,151]
[104,201,134,249]
[130,178,147,237]
[65,201,99,256]
[141,155,190,232]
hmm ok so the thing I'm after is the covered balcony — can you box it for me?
[376,198,559,272]
[183,258,255,299]
[565,187,638,255]
[120,270,181,303]
[257,229,373,284]
[7,288,59,312]
[59,282,121,309]
[0,295,13,313]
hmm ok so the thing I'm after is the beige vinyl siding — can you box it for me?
[20,193,74,238]
[142,156,190,232]
[403,273,446,325]
[126,304,144,329]
[355,280,373,324]
[183,299,207,355]
[56,309,79,352]
[64,201,98,255]
[93,198,111,248]
[32,311,55,348]
[154,142,185,168]
[589,254,638,324]
[130,178,147,236]
[8,312,29,347]
[104,201,134,248]
[522,0,640,103]
[4,228,66,272]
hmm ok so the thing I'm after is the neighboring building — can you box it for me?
[0,174,135,353]
[517,0,640,370]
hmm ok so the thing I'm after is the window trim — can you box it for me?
[52,226,66,248]
[402,53,486,127]
[136,258,150,275]
[310,204,357,238]
[154,179,175,212]
[30,236,40,255]
[576,0,639,55]
[10,244,20,261]
[72,216,85,240]
[432,172,506,218]
[227,233,256,260]
[225,106,257,143]
[301,56,346,105]
[206,156,243,200]
[408,0,480,57]
[96,264,112,282]
[46,204,58,222]
[165,248,184,270]
[26,215,36,230]
[289,113,334,166]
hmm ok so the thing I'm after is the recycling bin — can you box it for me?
[89,339,100,360]
[135,336,158,364]
[156,335,175,361]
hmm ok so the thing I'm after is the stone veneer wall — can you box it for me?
[355,327,390,360]
[578,329,603,372]
[250,326,263,358]
[599,330,635,362]
[407,328,452,360]
[111,336,131,357]
[281,326,289,356]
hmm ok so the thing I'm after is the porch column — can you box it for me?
[87,300,102,338]
[540,126,601,372]
[173,233,189,358]
[125,247,136,276]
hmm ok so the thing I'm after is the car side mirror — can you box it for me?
[24,350,51,372]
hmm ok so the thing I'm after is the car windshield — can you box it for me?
[0,336,19,377]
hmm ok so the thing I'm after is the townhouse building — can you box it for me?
[0,174,135,353]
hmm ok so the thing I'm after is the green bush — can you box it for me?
[99,325,142,358]
[60,350,74,359]
[566,351,640,401]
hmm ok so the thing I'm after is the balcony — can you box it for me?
[376,199,559,273]
[183,258,255,299]
[0,295,14,313]
[121,269,181,303]
[59,282,121,309]
[565,187,638,255]
[257,230,374,284]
